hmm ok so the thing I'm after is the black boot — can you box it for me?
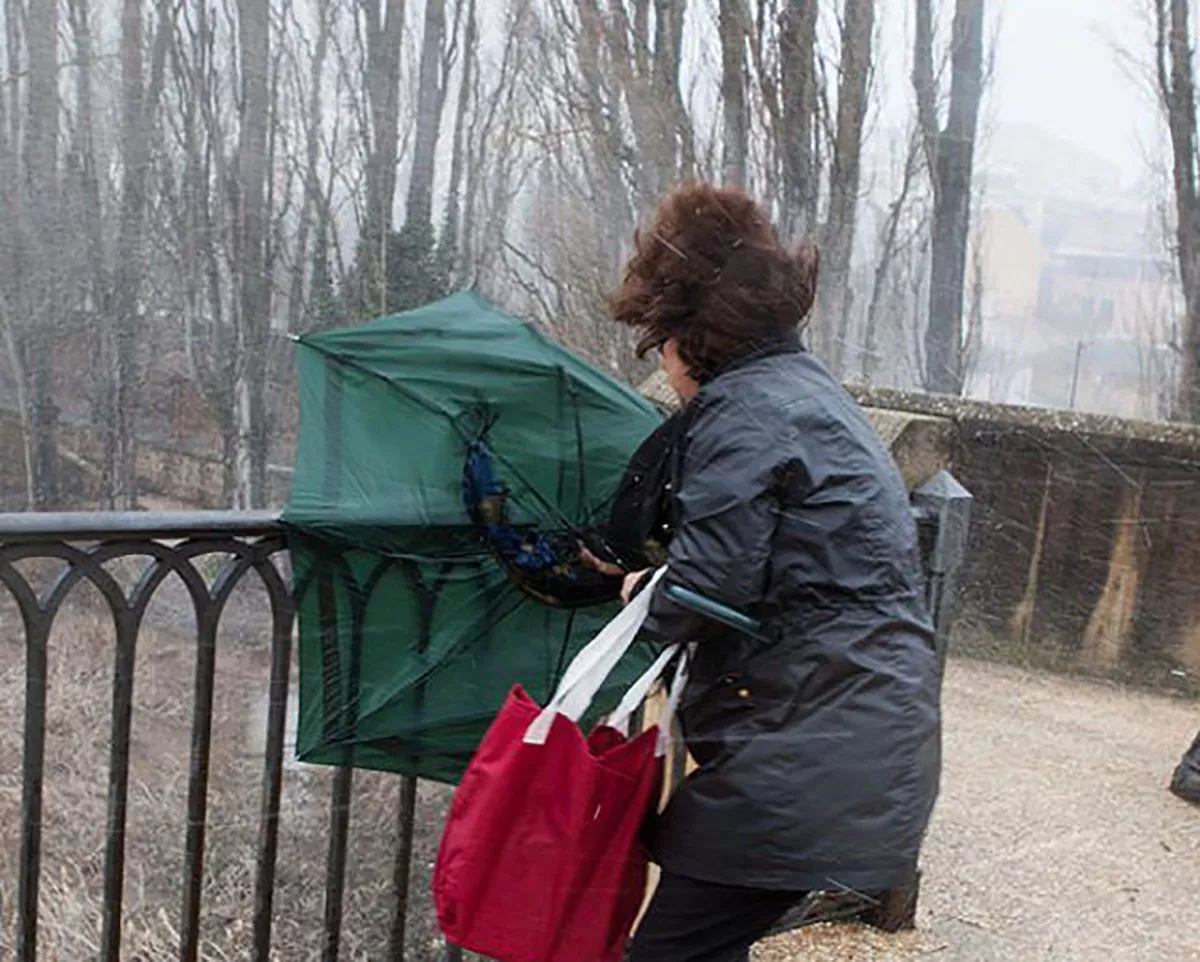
[1169,732,1200,806]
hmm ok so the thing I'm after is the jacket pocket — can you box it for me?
[680,673,760,765]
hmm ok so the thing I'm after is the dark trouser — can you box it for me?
[629,871,807,962]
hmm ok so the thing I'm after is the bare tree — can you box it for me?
[779,0,821,237]
[350,0,406,318]
[158,0,282,507]
[507,1,698,375]
[814,0,875,373]
[0,0,1010,512]
[63,0,116,504]
[54,0,170,509]
[720,0,749,185]
[408,0,449,231]
[232,0,272,508]
[962,205,985,386]
[100,0,172,506]
[535,0,639,261]
[461,0,535,293]
[913,0,986,395]
[0,6,30,501]
[1153,0,1200,421]
[439,0,477,281]
[587,0,696,207]
[390,0,453,311]
[3,0,63,507]
[863,125,924,384]
[284,0,337,332]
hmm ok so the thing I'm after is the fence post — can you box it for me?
[912,470,974,677]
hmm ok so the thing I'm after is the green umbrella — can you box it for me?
[284,290,664,783]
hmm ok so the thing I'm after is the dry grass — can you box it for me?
[0,568,451,962]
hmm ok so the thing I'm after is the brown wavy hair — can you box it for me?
[609,182,820,381]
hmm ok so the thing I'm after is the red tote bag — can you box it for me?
[433,569,685,962]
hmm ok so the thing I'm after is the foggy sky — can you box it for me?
[878,0,1159,189]
[991,0,1155,184]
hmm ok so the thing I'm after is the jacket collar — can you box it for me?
[698,330,804,385]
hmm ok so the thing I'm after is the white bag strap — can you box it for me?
[605,644,681,735]
[524,567,666,746]
[655,649,690,757]
[606,647,690,757]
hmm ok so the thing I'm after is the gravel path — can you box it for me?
[754,658,1200,961]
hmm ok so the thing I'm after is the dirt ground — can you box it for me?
[756,659,1200,962]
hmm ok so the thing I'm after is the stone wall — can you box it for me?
[848,387,1200,694]
[0,409,291,510]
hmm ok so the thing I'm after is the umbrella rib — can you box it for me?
[299,340,467,436]
[569,382,589,517]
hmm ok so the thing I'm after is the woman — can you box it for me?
[611,183,942,962]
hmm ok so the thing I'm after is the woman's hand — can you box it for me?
[577,543,625,577]
[621,569,652,606]
[575,542,651,605]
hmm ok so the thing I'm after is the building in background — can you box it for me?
[967,124,1180,420]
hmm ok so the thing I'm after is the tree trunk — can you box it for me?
[233,0,271,509]
[440,0,477,280]
[407,0,447,232]
[287,2,332,332]
[1156,0,1200,421]
[106,0,160,509]
[567,1,637,259]
[816,0,874,372]
[657,0,696,182]
[719,0,748,186]
[914,0,985,395]
[779,0,820,237]
[68,0,117,506]
[68,0,103,290]
[357,0,406,317]
[0,2,31,506]
[864,130,922,384]
[596,0,691,208]
[23,0,60,508]
[3,0,17,155]
[390,0,449,312]
[600,0,667,209]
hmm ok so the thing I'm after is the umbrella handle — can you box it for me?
[664,584,768,642]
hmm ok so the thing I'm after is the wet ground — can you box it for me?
[756,658,1200,961]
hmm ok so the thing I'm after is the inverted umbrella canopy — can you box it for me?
[283,290,664,783]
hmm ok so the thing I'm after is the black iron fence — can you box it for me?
[0,512,297,962]
[0,482,971,961]
[0,511,467,962]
